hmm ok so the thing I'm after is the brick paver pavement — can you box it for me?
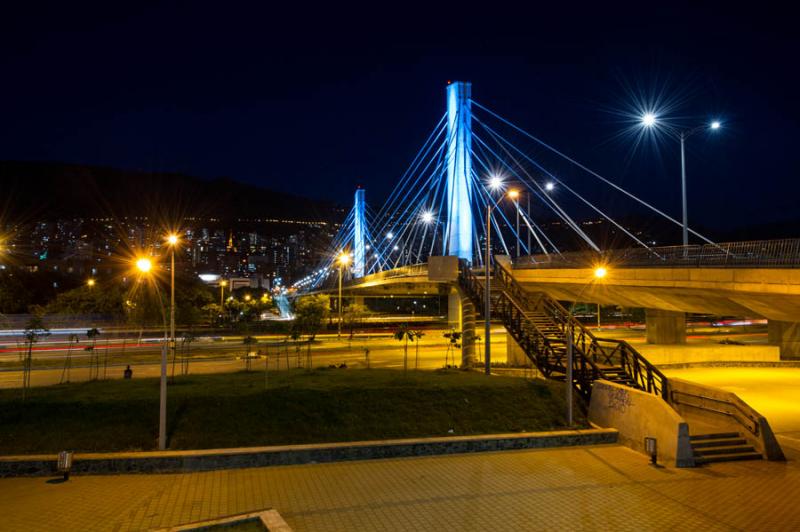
[1,444,799,531]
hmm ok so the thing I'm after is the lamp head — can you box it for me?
[507,189,520,200]
[641,113,657,127]
[594,266,608,279]
[136,257,153,273]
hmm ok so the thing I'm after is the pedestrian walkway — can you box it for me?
[1,444,798,531]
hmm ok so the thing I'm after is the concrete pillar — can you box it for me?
[447,287,476,368]
[768,320,800,359]
[460,290,476,368]
[645,309,686,344]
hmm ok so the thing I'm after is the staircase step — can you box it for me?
[694,446,756,456]
[694,452,762,464]
[691,438,747,448]
[689,432,741,441]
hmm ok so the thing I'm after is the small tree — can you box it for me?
[411,330,425,370]
[60,333,80,384]
[293,295,329,370]
[242,335,257,371]
[342,303,369,340]
[86,328,101,380]
[443,329,462,368]
[180,331,196,376]
[22,316,50,399]
[394,324,414,375]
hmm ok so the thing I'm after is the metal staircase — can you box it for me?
[458,260,669,403]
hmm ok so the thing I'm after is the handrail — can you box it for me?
[670,389,760,436]
[459,260,613,402]
[493,260,668,399]
[516,238,800,269]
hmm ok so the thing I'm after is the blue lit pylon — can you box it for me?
[445,81,473,263]
[353,187,366,278]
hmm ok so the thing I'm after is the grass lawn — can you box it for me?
[0,369,585,454]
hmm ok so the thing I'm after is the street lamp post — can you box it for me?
[642,116,721,246]
[135,256,168,450]
[337,253,350,339]
[485,188,519,376]
[565,266,607,426]
[167,234,178,378]
[219,280,227,308]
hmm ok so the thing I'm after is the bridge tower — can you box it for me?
[445,81,474,264]
[353,187,366,278]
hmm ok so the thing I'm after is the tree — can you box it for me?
[411,330,425,370]
[22,315,50,400]
[242,335,258,371]
[60,333,80,384]
[293,295,330,370]
[394,324,414,375]
[342,303,369,339]
[293,295,330,341]
[86,328,101,380]
[443,329,462,368]
[180,331,196,375]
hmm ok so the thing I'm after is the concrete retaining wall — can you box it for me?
[0,429,618,477]
[589,380,694,467]
[667,378,785,461]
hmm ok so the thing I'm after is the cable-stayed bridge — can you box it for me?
[290,82,797,462]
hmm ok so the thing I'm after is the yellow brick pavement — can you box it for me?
[1,444,799,531]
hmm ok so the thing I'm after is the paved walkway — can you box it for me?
[1,444,798,531]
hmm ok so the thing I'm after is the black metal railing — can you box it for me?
[461,259,668,402]
[515,238,800,269]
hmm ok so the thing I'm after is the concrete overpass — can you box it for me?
[316,241,800,358]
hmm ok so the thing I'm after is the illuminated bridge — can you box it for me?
[291,82,796,462]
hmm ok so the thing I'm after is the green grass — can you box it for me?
[0,369,585,454]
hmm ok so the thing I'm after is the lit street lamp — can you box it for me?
[337,252,350,339]
[510,189,521,258]
[219,279,227,308]
[641,115,722,246]
[565,265,608,426]
[135,256,169,450]
[86,278,96,288]
[166,234,179,384]
[484,188,519,375]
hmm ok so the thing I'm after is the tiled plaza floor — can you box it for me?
[1,444,798,531]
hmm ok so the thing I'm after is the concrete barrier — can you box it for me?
[589,380,694,467]
[667,378,785,461]
[0,429,618,477]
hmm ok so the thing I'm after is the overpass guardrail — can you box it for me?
[515,238,800,269]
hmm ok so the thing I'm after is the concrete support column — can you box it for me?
[447,287,476,368]
[460,289,476,368]
[768,320,800,359]
[645,309,686,344]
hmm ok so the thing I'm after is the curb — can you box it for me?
[0,428,618,477]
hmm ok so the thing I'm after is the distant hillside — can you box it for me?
[0,161,342,223]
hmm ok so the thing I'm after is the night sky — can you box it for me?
[2,2,798,232]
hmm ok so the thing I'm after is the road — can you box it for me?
[0,328,511,388]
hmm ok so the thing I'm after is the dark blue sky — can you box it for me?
[1,2,798,231]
